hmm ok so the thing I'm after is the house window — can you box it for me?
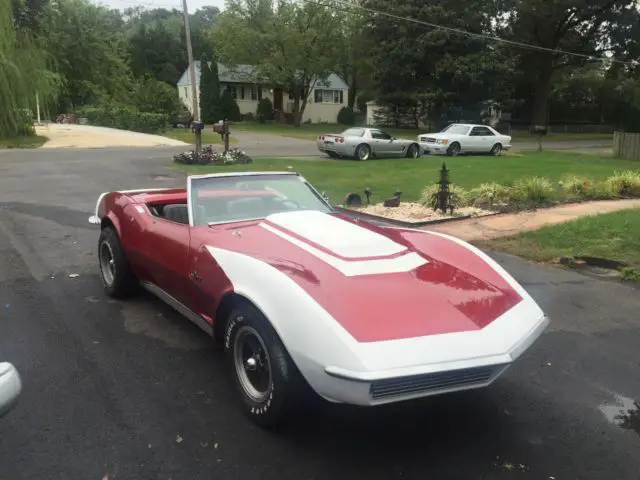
[314,89,343,104]
[183,87,188,98]
[257,86,262,100]
[227,85,237,99]
[240,86,246,100]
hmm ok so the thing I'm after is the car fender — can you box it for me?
[205,246,366,385]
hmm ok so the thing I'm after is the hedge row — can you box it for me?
[75,106,168,134]
[420,170,640,212]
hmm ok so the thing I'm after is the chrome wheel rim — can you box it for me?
[358,145,370,160]
[492,145,502,155]
[233,325,272,403]
[450,144,460,156]
[410,145,418,158]
[99,241,116,286]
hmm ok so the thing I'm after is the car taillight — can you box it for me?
[336,137,344,143]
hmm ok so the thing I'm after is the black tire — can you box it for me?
[224,303,305,428]
[327,152,338,158]
[490,143,503,156]
[354,143,371,160]
[98,226,138,298]
[406,143,420,158]
[446,142,461,157]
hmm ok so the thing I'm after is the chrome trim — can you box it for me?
[88,188,169,225]
[140,281,214,337]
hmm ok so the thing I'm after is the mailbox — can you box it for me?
[212,120,229,135]
[531,124,548,136]
[191,121,204,133]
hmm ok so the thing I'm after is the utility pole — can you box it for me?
[36,92,41,125]
[181,0,202,154]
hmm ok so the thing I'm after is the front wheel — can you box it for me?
[446,142,461,157]
[98,227,138,298]
[224,303,304,428]
[406,143,420,158]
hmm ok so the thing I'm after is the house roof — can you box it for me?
[176,61,349,90]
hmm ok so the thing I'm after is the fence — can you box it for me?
[613,132,640,160]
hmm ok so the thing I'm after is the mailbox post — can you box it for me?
[191,121,204,153]
[213,119,230,154]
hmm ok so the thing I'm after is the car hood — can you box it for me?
[206,210,524,343]
[419,132,465,140]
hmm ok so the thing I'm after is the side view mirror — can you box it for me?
[0,362,22,418]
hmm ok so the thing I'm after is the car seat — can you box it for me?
[163,204,189,224]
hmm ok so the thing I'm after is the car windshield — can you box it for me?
[440,124,471,135]
[341,128,365,137]
[189,173,332,226]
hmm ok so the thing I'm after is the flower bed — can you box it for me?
[173,146,252,165]
[352,202,494,223]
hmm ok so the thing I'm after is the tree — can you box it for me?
[211,0,343,126]
[504,0,634,126]
[199,53,222,123]
[1,0,59,138]
[219,89,242,121]
[363,0,515,128]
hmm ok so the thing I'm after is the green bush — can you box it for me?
[219,90,242,121]
[605,170,640,197]
[242,112,255,122]
[337,106,356,125]
[419,184,470,210]
[256,97,273,123]
[510,176,556,207]
[76,105,168,133]
[467,182,512,208]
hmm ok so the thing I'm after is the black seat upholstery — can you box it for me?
[163,204,189,224]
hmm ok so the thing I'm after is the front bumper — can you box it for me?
[0,363,22,417]
[309,313,549,406]
[419,141,449,155]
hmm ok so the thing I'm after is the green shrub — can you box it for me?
[242,112,255,122]
[419,184,470,210]
[467,182,512,208]
[219,90,242,121]
[559,175,594,198]
[605,170,640,197]
[337,106,356,125]
[256,97,273,123]
[510,176,556,207]
[76,105,168,133]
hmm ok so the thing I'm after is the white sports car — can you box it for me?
[418,123,512,156]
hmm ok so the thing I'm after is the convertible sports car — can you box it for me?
[89,172,549,427]
[418,123,512,156]
[317,127,422,160]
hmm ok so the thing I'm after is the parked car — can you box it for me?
[317,127,422,160]
[418,123,512,156]
[0,362,22,418]
[89,171,549,428]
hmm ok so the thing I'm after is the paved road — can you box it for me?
[0,148,638,479]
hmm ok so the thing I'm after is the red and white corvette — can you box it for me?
[89,172,549,427]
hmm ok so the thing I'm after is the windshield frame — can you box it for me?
[186,172,333,227]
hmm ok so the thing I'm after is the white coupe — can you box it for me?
[418,124,512,156]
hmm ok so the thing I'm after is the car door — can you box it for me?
[141,206,192,304]
[471,126,495,153]
[369,129,394,155]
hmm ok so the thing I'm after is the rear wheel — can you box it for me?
[490,143,503,156]
[224,303,304,428]
[355,143,371,161]
[98,227,138,298]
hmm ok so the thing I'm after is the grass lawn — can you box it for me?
[177,150,639,204]
[163,129,238,145]
[0,135,48,149]
[229,122,613,143]
[479,208,640,267]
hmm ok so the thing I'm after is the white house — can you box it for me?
[176,61,350,124]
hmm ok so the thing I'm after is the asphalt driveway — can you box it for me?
[0,147,638,479]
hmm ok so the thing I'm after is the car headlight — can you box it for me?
[437,139,449,145]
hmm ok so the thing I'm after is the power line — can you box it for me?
[304,0,636,66]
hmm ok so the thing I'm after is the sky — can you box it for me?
[91,0,225,13]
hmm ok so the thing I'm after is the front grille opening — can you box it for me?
[370,365,501,400]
